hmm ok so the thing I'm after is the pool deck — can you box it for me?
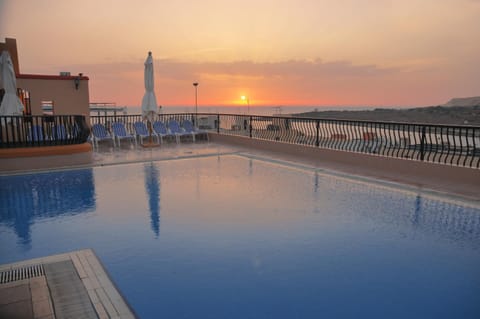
[89,140,479,203]
[0,249,136,319]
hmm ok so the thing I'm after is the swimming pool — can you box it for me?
[1,154,479,318]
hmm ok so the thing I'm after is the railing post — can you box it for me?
[420,126,426,161]
[217,114,220,133]
[316,119,320,147]
[249,116,253,138]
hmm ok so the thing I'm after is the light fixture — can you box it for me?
[74,74,82,90]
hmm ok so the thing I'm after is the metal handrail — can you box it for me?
[90,113,480,168]
[0,115,90,148]
[4,113,477,167]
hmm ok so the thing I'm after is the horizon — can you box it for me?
[1,0,479,107]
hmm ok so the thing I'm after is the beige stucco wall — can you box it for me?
[16,76,90,120]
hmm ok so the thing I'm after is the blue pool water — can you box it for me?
[1,155,479,318]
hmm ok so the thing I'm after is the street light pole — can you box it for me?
[241,95,250,115]
[193,82,198,126]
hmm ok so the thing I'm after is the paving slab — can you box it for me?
[0,249,136,319]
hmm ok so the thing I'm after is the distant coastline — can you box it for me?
[116,97,480,125]
[292,97,480,125]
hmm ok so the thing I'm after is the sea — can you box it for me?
[119,105,400,116]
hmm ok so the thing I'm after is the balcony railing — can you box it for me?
[91,113,480,169]
[4,113,477,168]
[0,115,90,148]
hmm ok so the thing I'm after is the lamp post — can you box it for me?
[193,82,199,126]
[241,95,251,135]
[241,95,250,115]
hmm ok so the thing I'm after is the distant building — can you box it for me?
[0,38,90,119]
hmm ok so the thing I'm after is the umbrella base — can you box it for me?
[141,142,160,148]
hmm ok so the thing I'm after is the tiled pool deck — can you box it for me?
[0,249,135,319]
[1,139,479,318]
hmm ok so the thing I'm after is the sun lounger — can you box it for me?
[27,125,45,143]
[182,119,209,142]
[134,121,159,144]
[52,124,68,141]
[91,123,115,148]
[152,121,175,143]
[168,119,191,143]
[112,122,136,147]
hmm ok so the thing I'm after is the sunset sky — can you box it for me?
[1,0,479,108]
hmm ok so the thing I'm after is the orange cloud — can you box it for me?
[23,57,479,107]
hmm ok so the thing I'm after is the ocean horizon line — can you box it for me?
[114,104,420,116]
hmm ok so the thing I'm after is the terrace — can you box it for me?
[0,114,480,318]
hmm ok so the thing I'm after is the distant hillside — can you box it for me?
[293,105,480,125]
[443,96,480,107]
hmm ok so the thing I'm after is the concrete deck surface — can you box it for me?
[0,249,136,319]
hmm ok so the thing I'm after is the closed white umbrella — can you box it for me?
[0,51,24,119]
[141,51,157,123]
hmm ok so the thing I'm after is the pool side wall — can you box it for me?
[209,133,480,200]
[0,143,92,172]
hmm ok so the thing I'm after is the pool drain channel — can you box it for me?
[0,264,45,284]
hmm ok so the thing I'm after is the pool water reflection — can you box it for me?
[1,155,479,319]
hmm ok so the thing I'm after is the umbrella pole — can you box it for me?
[148,120,153,144]
[142,119,159,148]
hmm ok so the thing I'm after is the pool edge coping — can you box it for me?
[0,249,137,319]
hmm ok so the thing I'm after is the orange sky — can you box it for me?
[1,0,479,107]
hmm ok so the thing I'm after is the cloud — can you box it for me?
[23,56,476,106]
[45,57,394,82]
[158,58,397,81]
[32,58,397,99]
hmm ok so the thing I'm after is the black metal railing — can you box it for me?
[6,113,477,168]
[215,114,480,168]
[88,113,480,168]
[0,115,90,148]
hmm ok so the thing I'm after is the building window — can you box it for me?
[41,100,54,115]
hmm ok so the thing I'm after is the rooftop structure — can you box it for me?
[0,38,90,118]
